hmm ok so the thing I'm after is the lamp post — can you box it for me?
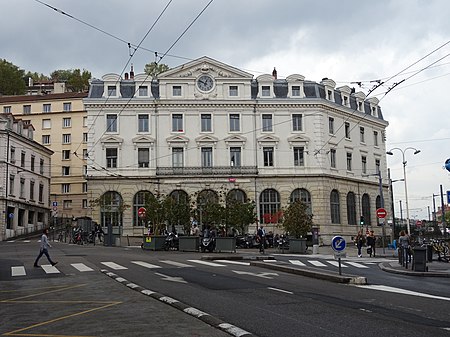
[386,147,421,235]
[388,167,404,239]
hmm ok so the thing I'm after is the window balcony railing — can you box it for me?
[156,166,258,176]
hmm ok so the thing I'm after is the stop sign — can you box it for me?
[138,207,146,218]
[376,208,387,219]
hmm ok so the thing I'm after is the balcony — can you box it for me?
[156,166,258,177]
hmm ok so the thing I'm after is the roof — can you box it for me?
[0,92,88,104]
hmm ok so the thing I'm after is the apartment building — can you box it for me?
[0,113,53,240]
[0,93,89,225]
[84,56,390,244]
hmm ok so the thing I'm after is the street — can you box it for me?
[1,240,449,337]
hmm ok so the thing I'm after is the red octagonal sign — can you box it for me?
[376,208,387,219]
[138,207,146,218]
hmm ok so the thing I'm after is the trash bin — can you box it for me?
[412,247,427,272]
[426,244,433,262]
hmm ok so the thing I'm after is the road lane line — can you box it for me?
[11,266,26,276]
[131,261,162,269]
[357,285,450,302]
[187,260,226,267]
[160,260,193,267]
[100,262,127,270]
[308,260,327,267]
[215,260,250,265]
[267,287,294,294]
[71,263,94,272]
[289,260,306,266]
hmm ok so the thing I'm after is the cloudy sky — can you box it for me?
[2,0,449,221]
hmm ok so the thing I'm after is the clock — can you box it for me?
[197,75,214,92]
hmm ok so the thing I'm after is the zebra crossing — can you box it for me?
[286,259,372,269]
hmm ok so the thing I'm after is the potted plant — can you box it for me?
[279,200,313,254]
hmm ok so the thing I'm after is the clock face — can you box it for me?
[197,75,214,92]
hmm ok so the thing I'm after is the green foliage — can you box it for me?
[144,62,170,78]
[51,68,91,92]
[0,59,26,95]
[280,201,313,238]
[225,197,256,234]
[24,71,49,82]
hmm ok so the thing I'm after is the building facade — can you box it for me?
[84,57,390,244]
[0,114,53,240]
[0,93,89,225]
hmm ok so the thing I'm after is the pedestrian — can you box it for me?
[366,230,376,257]
[398,230,411,263]
[355,230,365,257]
[34,228,58,267]
[94,223,104,242]
[257,225,266,253]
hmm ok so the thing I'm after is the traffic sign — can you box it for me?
[447,190,450,204]
[376,208,387,219]
[52,201,58,207]
[138,207,146,218]
[416,220,422,227]
[331,236,346,252]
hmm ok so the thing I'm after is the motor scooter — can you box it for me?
[164,232,179,250]
[201,236,216,252]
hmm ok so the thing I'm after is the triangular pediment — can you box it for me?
[132,135,155,144]
[287,135,310,143]
[158,56,254,80]
[256,134,280,143]
[100,135,123,144]
[166,135,190,144]
[224,135,247,143]
[195,134,219,145]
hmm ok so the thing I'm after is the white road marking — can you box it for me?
[289,260,306,267]
[159,260,193,268]
[41,264,60,274]
[131,261,161,269]
[71,263,94,272]
[357,285,450,302]
[154,272,187,283]
[267,287,294,294]
[23,240,31,243]
[232,270,279,279]
[345,261,369,268]
[100,262,127,270]
[308,260,327,267]
[187,260,226,267]
[327,260,348,267]
[215,260,250,266]
[11,266,26,276]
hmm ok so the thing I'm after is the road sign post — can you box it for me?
[331,236,346,275]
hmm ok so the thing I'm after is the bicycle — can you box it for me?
[430,239,449,262]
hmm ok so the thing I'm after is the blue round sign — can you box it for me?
[331,236,346,252]
[445,158,450,172]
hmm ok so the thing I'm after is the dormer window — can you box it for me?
[327,90,332,100]
[173,86,182,96]
[107,86,117,96]
[292,86,300,96]
[358,101,363,111]
[343,96,348,106]
[139,86,148,96]
[372,106,376,116]
[262,86,271,96]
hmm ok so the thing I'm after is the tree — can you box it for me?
[280,201,313,238]
[24,71,49,83]
[144,62,169,78]
[50,68,91,92]
[0,59,26,95]
[225,197,256,235]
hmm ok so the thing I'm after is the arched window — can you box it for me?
[346,192,357,226]
[330,189,340,224]
[259,189,281,224]
[227,189,247,203]
[170,189,189,204]
[197,189,219,226]
[375,195,381,209]
[362,193,371,226]
[290,188,312,214]
[133,190,153,226]
[100,191,123,228]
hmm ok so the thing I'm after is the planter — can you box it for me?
[289,238,308,254]
[179,236,200,252]
[141,235,166,251]
[215,237,236,253]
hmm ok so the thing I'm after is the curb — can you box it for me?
[379,262,450,277]
[249,261,367,285]
[100,269,256,337]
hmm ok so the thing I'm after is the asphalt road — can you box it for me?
[1,240,450,337]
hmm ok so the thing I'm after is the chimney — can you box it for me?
[130,64,134,79]
[272,67,277,80]
[125,73,129,80]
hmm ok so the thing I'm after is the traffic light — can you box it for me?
[360,216,365,226]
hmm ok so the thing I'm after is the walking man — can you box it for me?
[34,228,58,267]
[257,225,266,253]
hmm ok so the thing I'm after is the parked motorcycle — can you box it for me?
[201,236,216,253]
[164,232,179,251]
[276,234,289,250]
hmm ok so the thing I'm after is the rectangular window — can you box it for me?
[20,178,25,198]
[83,165,87,176]
[31,156,35,172]
[293,147,304,166]
[106,148,118,168]
[21,151,25,168]
[230,147,241,167]
[83,133,88,143]
[173,85,182,96]
[292,86,300,96]
[172,114,183,132]
[329,117,334,134]
[9,175,14,196]
[375,159,380,174]
[62,150,71,160]
[63,102,72,112]
[262,114,273,132]
[172,148,184,168]
[23,105,31,114]
[362,156,367,174]
[201,147,213,168]
[261,86,270,96]
[40,159,44,174]
[83,116,88,127]
[62,183,70,193]
[3,106,11,113]
[62,134,71,144]
[373,131,379,146]
[345,122,351,139]
[39,184,44,202]
[138,148,150,168]
[360,127,365,143]
[292,114,303,132]
[263,147,274,167]
[106,114,117,132]
[63,200,72,209]
[229,85,238,96]
[229,114,240,132]
[138,114,149,132]
[42,135,50,144]
[82,199,88,209]
[82,182,88,193]
[63,117,71,128]
[43,104,51,113]
[62,166,70,176]
[139,86,148,96]
[29,181,35,200]
[83,149,88,159]
[330,149,336,168]
[10,147,15,164]
[107,86,116,96]
[346,153,352,171]
[201,114,212,132]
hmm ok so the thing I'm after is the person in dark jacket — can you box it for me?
[355,230,365,257]
[366,230,376,257]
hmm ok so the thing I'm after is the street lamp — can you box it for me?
[386,147,421,235]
